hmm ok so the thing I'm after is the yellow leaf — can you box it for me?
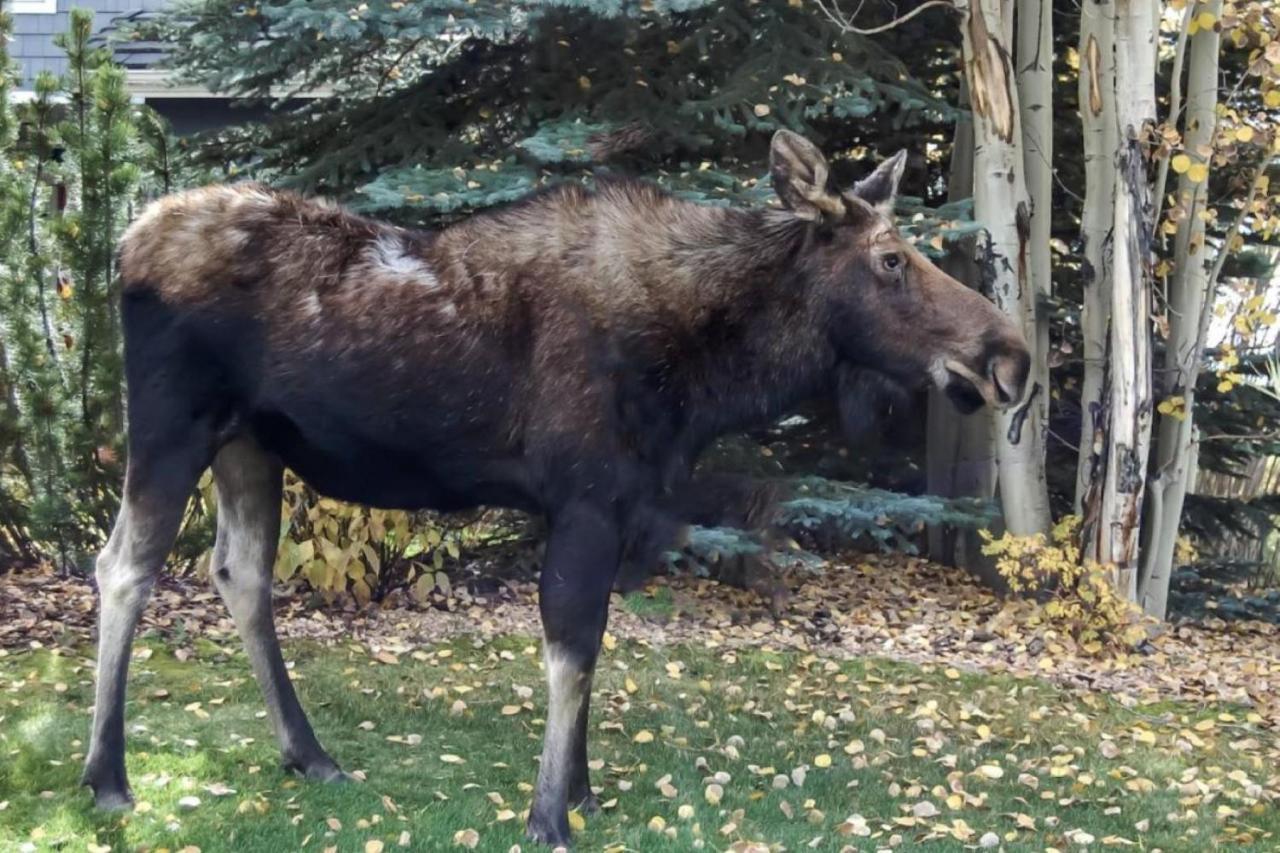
[1170,153,1191,174]
[568,810,586,831]
[814,754,832,768]
[1187,163,1209,183]
[633,730,654,744]
[452,829,479,849]
[1236,126,1254,143]
[1266,90,1280,108]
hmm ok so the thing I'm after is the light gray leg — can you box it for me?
[526,502,619,847]
[83,477,191,808]
[210,438,343,781]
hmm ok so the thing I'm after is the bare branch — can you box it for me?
[813,0,955,36]
[1152,3,1194,226]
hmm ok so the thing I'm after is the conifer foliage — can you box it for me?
[149,0,958,219]
[0,10,170,565]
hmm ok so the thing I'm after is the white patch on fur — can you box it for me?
[928,356,951,391]
[370,234,437,286]
[301,292,322,319]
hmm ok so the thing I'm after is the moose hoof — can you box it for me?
[283,752,348,783]
[81,768,133,809]
[571,792,600,816]
[525,812,572,848]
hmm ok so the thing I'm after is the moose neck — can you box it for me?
[662,205,838,452]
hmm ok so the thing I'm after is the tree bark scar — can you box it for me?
[1015,200,1031,300]
[1117,442,1144,494]
[966,5,1016,144]
[1085,35,1103,117]
[1006,381,1041,446]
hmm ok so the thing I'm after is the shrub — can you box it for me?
[980,516,1147,652]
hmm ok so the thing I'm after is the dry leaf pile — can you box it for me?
[3,554,1278,727]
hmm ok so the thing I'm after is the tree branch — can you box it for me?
[1152,3,1193,227]
[813,0,955,36]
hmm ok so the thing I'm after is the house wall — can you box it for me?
[11,0,168,89]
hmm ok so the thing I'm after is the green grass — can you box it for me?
[1,631,1276,851]
[621,586,676,620]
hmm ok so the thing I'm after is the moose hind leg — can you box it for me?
[526,502,620,846]
[211,438,343,781]
[83,457,201,809]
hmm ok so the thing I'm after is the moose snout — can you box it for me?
[986,340,1031,407]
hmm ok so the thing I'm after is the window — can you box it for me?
[10,0,58,13]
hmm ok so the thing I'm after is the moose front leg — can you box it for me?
[526,502,620,847]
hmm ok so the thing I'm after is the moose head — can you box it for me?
[770,129,1031,414]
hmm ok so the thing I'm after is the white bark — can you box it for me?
[1141,0,1223,618]
[1080,0,1157,599]
[1074,0,1116,512]
[959,0,1052,537]
[1017,0,1053,449]
[927,83,998,578]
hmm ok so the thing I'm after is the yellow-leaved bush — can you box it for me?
[979,516,1146,652]
[198,471,463,604]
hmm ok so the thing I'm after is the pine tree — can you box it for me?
[150,0,961,219]
[0,9,161,566]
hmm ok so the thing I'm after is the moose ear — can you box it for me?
[852,149,907,215]
[769,129,846,222]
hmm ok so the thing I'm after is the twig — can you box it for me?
[1199,430,1280,444]
[1152,3,1194,226]
[813,0,955,36]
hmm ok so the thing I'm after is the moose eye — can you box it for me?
[881,253,902,273]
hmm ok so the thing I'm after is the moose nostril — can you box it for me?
[987,349,1030,405]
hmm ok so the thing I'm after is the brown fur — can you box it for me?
[94,135,1030,846]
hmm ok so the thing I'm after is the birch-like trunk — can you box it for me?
[1074,0,1116,512]
[1016,0,1052,446]
[1140,0,1222,618]
[927,83,998,580]
[1079,0,1157,599]
[958,0,1052,537]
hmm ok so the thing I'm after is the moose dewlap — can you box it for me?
[84,130,1029,847]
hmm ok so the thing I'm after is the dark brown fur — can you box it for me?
[89,133,1030,846]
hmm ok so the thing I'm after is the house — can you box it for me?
[8,0,312,134]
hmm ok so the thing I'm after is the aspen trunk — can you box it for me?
[958,0,1052,537]
[1016,0,1053,447]
[1074,0,1116,512]
[927,83,999,581]
[1141,0,1222,618]
[1080,0,1157,600]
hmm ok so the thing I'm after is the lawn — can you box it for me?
[1,627,1276,852]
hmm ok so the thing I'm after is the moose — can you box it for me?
[83,130,1029,846]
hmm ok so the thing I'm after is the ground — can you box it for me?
[1,558,1279,851]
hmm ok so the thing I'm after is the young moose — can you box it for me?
[84,130,1029,846]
